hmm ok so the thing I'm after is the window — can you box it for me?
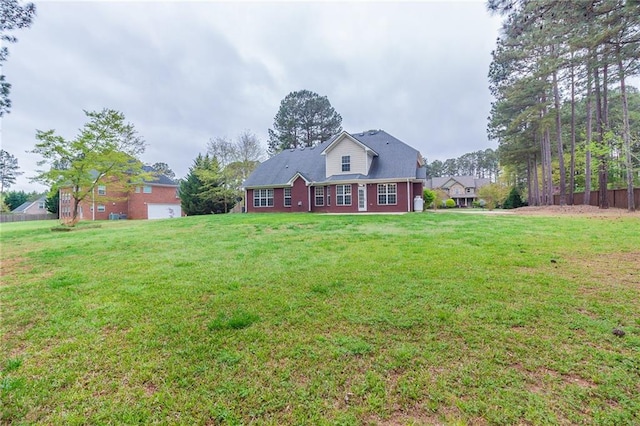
[143,186,152,194]
[176,188,180,198]
[254,189,274,207]
[97,204,106,212]
[327,186,330,206]
[341,155,351,172]
[38,201,45,209]
[466,188,472,194]
[97,185,106,195]
[377,183,397,205]
[315,187,324,206]
[135,186,141,193]
[336,185,351,206]
[284,187,292,207]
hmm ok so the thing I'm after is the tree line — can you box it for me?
[487,0,639,211]
[425,148,499,180]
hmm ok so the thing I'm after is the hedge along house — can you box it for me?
[243,130,427,213]
[59,166,181,221]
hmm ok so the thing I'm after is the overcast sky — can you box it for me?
[2,0,503,193]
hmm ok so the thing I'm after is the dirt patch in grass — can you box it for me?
[144,381,158,397]
[363,405,462,426]
[564,251,640,292]
[0,256,31,281]
[513,205,639,217]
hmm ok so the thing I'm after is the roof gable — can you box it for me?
[427,176,491,189]
[287,171,311,185]
[321,131,378,156]
[11,196,46,213]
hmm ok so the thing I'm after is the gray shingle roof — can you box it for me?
[243,130,423,188]
[11,196,46,213]
[426,176,491,189]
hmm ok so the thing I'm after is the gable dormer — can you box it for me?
[321,131,378,178]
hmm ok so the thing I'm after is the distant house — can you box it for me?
[11,196,48,215]
[59,166,182,220]
[243,130,426,213]
[426,176,491,207]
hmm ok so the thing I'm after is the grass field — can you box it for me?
[1,212,639,425]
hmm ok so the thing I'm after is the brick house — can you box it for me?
[11,196,48,215]
[59,166,181,220]
[426,176,491,207]
[243,130,426,213]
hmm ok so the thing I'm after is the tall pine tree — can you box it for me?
[267,90,342,155]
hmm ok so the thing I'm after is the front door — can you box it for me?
[358,184,367,212]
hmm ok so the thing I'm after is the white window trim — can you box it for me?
[341,155,351,172]
[315,187,324,206]
[97,204,106,212]
[254,189,274,208]
[336,184,352,206]
[377,183,397,205]
[143,185,152,194]
[97,185,106,195]
[284,187,292,207]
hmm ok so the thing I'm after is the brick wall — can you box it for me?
[247,180,424,213]
[60,183,180,221]
[128,185,180,219]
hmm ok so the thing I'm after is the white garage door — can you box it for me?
[147,204,182,220]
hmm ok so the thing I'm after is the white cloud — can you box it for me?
[1,0,502,192]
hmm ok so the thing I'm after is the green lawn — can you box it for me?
[1,212,639,425]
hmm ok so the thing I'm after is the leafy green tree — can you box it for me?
[0,196,9,212]
[426,159,444,178]
[267,90,342,155]
[45,188,59,217]
[503,186,526,209]
[150,162,175,180]
[0,149,22,195]
[442,158,458,176]
[4,190,28,210]
[477,183,509,210]
[31,109,150,224]
[433,189,448,210]
[195,161,237,214]
[180,154,236,215]
[422,189,436,209]
[207,130,264,208]
[1,0,36,116]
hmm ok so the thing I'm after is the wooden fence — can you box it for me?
[0,213,57,223]
[553,188,640,210]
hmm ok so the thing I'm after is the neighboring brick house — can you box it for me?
[243,130,427,213]
[59,166,181,220]
[426,176,491,207]
[11,196,48,215]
